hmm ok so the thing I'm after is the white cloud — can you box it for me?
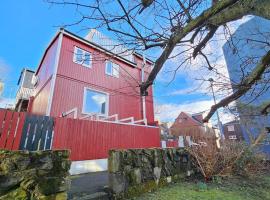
[0,57,11,81]
[0,97,15,109]
[155,99,236,124]
[155,100,214,122]
[91,94,106,105]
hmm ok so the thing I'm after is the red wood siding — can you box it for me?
[31,37,59,115]
[53,117,160,161]
[49,34,154,122]
[0,109,25,150]
[166,140,178,147]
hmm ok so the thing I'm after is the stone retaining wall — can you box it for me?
[0,149,71,200]
[108,148,200,199]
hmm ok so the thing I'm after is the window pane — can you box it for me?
[106,61,113,75]
[112,63,119,77]
[76,48,83,63]
[84,52,91,66]
[84,89,107,115]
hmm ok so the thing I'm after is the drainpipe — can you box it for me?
[141,54,147,125]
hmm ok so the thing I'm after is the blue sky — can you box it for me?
[0,1,242,123]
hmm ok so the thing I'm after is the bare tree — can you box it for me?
[46,0,270,121]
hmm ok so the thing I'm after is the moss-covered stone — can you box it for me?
[108,147,201,199]
[32,192,67,200]
[35,177,70,196]
[0,187,28,200]
[0,149,70,200]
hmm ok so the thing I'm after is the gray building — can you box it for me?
[15,68,35,112]
[222,17,270,154]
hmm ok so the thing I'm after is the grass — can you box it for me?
[132,174,270,200]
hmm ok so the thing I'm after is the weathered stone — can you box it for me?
[109,173,127,193]
[0,174,23,191]
[0,150,70,200]
[0,187,28,200]
[130,168,141,185]
[34,192,67,200]
[20,179,36,191]
[108,147,200,199]
[108,151,121,173]
[0,159,16,173]
[153,167,161,184]
[35,177,70,195]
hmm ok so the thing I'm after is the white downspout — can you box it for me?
[142,54,147,125]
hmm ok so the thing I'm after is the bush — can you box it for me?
[187,141,268,180]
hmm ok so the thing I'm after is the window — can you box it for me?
[227,125,235,132]
[73,46,92,68]
[229,135,237,140]
[82,88,108,115]
[105,60,119,78]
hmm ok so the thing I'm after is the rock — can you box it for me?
[38,155,53,170]
[35,177,70,196]
[108,148,201,198]
[153,167,161,184]
[0,159,16,173]
[0,150,70,200]
[109,173,127,194]
[20,179,36,191]
[0,187,28,200]
[130,168,141,185]
[108,151,121,173]
[34,192,67,200]
[0,174,23,191]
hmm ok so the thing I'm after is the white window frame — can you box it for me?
[229,135,237,140]
[105,60,119,78]
[82,87,109,116]
[73,46,92,68]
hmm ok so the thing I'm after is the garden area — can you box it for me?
[134,174,270,200]
[121,136,270,200]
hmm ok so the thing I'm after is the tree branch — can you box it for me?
[261,102,270,115]
[203,50,270,122]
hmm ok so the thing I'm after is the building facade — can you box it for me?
[30,29,155,124]
[15,68,35,112]
[222,17,270,153]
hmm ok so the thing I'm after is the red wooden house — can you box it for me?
[5,29,160,174]
[29,29,155,124]
[170,112,217,146]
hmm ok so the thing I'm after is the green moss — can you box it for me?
[33,192,67,200]
[0,187,29,200]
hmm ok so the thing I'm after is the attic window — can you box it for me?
[73,46,92,68]
[105,60,119,78]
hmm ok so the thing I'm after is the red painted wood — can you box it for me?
[0,109,7,132]
[48,34,154,123]
[53,118,160,161]
[166,140,178,148]
[0,111,13,148]
[31,37,59,116]
[12,113,26,150]
[5,112,20,149]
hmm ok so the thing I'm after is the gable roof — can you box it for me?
[35,28,155,75]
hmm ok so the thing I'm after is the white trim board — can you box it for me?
[46,33,63,116]
[69,159,108,175]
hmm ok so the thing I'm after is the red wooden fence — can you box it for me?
[0,109,161,161]
[0,109,26,150]
[53,118,161,161]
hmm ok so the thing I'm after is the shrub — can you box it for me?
[188,140,268,180]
